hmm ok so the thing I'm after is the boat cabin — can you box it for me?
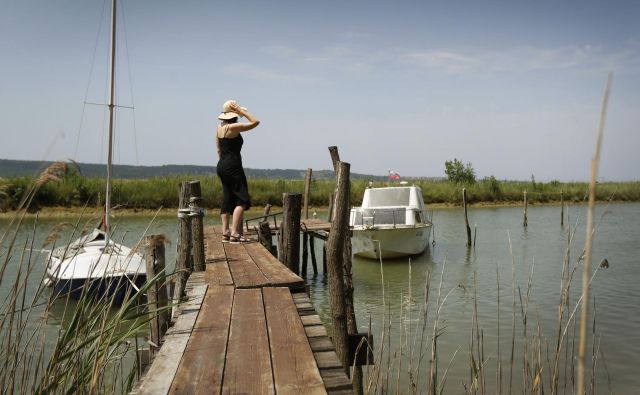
[350,186,427,228]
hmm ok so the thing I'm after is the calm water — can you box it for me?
[1,202,639,393]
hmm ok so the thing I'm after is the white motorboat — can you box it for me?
[45,0,146,304]
[349,185,432,259]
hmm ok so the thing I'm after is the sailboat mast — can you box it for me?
[105,0,117,240]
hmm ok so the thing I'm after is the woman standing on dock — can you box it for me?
[216,100,260,243]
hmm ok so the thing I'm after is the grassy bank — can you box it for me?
[1,174,639,212]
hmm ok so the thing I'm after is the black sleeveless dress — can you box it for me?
[217,133,251,213]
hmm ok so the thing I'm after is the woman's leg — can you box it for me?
[221,213,230,235]
[231,204,245,237]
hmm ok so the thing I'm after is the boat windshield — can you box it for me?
[353,208,406,226]
[367,188,410,207]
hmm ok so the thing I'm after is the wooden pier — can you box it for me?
[133,225,352,394]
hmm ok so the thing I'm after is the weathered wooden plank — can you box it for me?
[205,237,226,259]
[301,314,323,326]
[309,337,335,352]
[222,289,274,395]
[263,288,326,395]
[244,243,305,289]
[223,243,270,288]
[295,301,315,310]
[320,368,353,391]
[169,286,234,395]
[305,325,329,338]
[314,351,344,370]
[135,285,207,395]
[291,292,311,303]
[204,262,233,285]
[226,257,269,288]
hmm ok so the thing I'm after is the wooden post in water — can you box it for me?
[322,243,327,278]
[463,188,472,247]
[280,193,302,274]
[144,235,169,356]
[258,205,276,257]
[189,180,205,272]
[327,145,363,391]
[302,232,309,277]
[328,192,335,223]
[560,190,564,226]
[303,168,313,220]
[309,234,318,275]
[174,182,193,305]
[326,161,351,377]
[523,190,528,227]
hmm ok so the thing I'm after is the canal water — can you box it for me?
[1,202,638,393]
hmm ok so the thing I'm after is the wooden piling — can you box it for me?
[322,243,327,278]
[309,234,318,275]
[473,224,477,248]
[144,235,169,356]
[523,190,528,227]
[328,144,363,392]
[303,168,313,220]
[560,190,564,226]
[174,182,193,303]
[463,188,472,247]
[189,181,205,272]
[301,232,309,277]
[325,161,351,377]
[328,192,335,223]
[280,193,302,275]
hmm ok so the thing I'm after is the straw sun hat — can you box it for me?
[218,99,247,120]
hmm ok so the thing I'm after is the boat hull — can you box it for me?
[50,274,147,306]
[352,224,432,259]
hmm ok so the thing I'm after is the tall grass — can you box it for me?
[1,173,639,211]
[357,224,608,394]
[0,163,171,394]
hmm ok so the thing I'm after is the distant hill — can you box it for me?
[0,158,390,180]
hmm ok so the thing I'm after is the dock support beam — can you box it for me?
[463,188,472,247]
[523,190,528,227]
[280,193,302,275]
[189,180,205,272]
[175,182,193,305]
[144,235,169,356]
[326,161,351,378]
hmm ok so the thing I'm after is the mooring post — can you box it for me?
[322,244,327,279]
[523,190,528,227]
[303,168,313,220]
[189,180,205,272]
[463,188,472,247]
[174,182,193,306]
[257,204,276,255]
[560,190,564,226]
[280,193,302,274]
[144,235,169,356]
[302,232,309,277]
[326,160,351,377]
[328,192,335,223]
[309,234,318,275]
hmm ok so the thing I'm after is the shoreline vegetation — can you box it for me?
[1,175,639,215]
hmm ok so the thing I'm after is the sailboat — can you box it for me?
[45,0,146,305]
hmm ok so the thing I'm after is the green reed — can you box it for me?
[0,162,172,394]
[1,173,639,212]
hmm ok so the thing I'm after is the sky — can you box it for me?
[1,0,639,181]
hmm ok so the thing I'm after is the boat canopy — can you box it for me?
[362,186,424,209]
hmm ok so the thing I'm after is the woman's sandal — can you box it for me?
[222,231,231,243]
[229,234,252,244]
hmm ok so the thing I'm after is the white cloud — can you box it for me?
[400,44,640,75]
[221,63,319,84]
